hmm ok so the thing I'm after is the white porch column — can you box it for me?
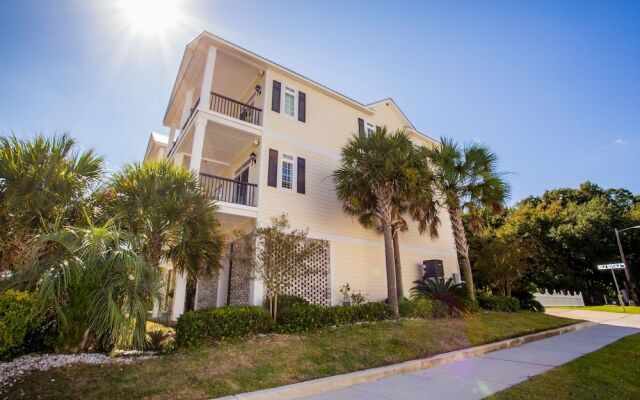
[171,270,187,320]
[164,127,176,158]
[190,117,207,173]
[199,46,217,112]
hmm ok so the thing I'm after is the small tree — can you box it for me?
[233,214,325,319]
[474,234,530,296]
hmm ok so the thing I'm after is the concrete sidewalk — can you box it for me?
[545,307,640,328]
[301,320,639,400]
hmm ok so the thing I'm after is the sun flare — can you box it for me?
[120,0,182,34]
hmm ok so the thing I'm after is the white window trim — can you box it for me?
[365,121,375,135]
[281,84,298,120]
[277,152,297,191]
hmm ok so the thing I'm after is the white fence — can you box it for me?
[534,289,585,307]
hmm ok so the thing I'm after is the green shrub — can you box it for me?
[513,291,545,312]
[353,302,392,321]
[399,298,414,317]
[403,298,456,319]
[278,302,392,333]
[330,305,359,325]
[478,295,521,312]
[0,290,41,360]
[267,295,309,321]
[431,299,456,318]
[176,306,273,348]
[278,304,329,333]
[145,321,175,352]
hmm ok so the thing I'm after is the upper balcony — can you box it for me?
[181,91,262,133]
[164,39,267,137]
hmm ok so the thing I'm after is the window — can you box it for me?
[281,154,294,189]
[366,122,375,135]
[284,87,296,117]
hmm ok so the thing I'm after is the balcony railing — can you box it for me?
[182,98,200,130]
[199,173,257,207]
[210,92,262,126]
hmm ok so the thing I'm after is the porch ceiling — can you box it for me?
[176,120,258,176]
[165,48,262,127]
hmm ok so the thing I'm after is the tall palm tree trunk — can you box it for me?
[382,223,399,317]
[392,226,404,301]
[449,202,475,300]
[376,189,399,317]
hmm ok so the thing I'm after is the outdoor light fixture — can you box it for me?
[250,152,257,164]
[255,85,262,96]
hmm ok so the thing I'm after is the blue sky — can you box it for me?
[1,0,638,202]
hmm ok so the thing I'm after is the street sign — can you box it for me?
[597,263,625,270]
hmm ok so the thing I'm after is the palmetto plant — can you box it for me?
[0,133,103,274]
[18,220,162,351]
[411,277,461,299]
[106,160,225,278]
[424,137,510,300]
[333,128,437,316]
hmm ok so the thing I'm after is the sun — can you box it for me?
[120,0,182,34]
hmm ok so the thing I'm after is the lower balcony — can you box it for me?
[199,173,257,207]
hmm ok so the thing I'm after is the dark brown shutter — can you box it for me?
[271,81,281,113]
[358,118,365,138]
[268,149,278,187]
[298,91,306,122]
[297,157,306,194]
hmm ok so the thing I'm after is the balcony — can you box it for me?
[209,92,262,126]
[199,173,257,207]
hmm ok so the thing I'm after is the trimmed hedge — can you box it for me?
[399,298,457,319]
[267,294,309,321]
[278,302,392,333]
[478,295,521,312]
[0,290,40,360]
[176,306,273,348]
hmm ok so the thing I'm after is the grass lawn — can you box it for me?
[488,333,640,400]
[553,305,640,314]
[3,312,574,400]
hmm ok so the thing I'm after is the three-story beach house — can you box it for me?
[144,32,460,320]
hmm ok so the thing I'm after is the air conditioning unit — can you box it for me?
[422,259,444,279]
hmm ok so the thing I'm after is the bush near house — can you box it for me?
[478,295,521,312]
[400,297,456,319]
[266,294,309,321]
[0,290,41,360]
[512,290,545,312]
[277,302,392,334]
[175,306,273,348]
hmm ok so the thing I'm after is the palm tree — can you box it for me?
[425,137,510,300]
[0,133,102,274]
[333,128,436,316]
[17,219,162,351]
[106,160,225,281]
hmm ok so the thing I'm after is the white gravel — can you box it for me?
[0,352,155,387]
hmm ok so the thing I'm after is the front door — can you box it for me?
[234,167,250,205]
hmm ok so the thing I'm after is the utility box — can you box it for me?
[423,259,444,279]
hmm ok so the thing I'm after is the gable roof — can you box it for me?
[366,98,416,131]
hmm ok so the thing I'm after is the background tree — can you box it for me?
[333,128,436,316]
[0,133,102,275]
[106,160,225,279]
[425,137,510,300]
[472,233,531,296]
[493,182,640,303]
[232,214,324,319]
